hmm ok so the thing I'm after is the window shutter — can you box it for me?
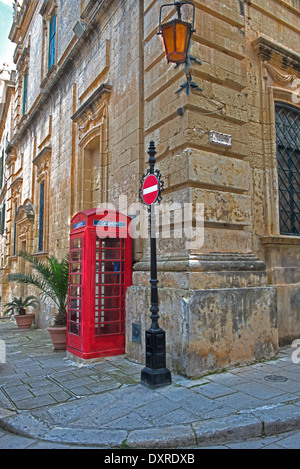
[48,14,56,70]
[23,73,28,115]
[1,204,5,235]
[0,151,3,188]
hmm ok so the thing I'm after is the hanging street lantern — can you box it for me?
[158,1,202,95]
[158,1,195,66]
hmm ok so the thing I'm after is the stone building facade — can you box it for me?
[0,0,299,377]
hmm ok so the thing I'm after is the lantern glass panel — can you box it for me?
[161,20,191,64]
[161,23,175,57]
[176,23,189,54]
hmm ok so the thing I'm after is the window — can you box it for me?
[40,1,58,81]
[38,181,45,252]
[33,146,50,253]
[0,203,5,236]
[0,150,4,188]
[275,103,300,235]
[22,73,28,115]
[48,14,56,70]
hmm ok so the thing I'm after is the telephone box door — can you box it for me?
[67,234,84,353]
[90,234,128,355]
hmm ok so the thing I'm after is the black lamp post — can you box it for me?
[139,142,172,389]
[158,1,202,95]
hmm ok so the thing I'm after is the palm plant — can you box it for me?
[7,251,69,326]
[4,295,39,316]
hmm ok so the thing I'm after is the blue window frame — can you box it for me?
[1,203,5,236]
[38,181,45,252]
[48,14,56,70]
[22,73,28,115]
[0,150,4,188]
[13,203,17,256]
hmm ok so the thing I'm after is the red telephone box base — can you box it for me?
[67,346,126,363]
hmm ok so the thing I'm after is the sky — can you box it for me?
[0,0,15,69]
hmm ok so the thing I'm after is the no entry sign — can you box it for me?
[142,174,159,206]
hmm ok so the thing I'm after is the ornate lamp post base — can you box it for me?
[141,329,172,389]
[141,367,172,389]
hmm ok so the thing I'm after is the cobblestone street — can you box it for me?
[1,321,300,449]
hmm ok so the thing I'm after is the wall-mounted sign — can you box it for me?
[132,323,141,344]
[141,174,160,206]
[73,220,86,230]
[209,131,232,147]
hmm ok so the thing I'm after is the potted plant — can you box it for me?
[4,295,39,330]
[7,251,69,350]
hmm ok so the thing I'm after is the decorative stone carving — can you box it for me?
[33,146,51,183]
[16,46,30,73]
[16,202,34,223]
[15,201,35,249]
[39,0,57,19]
[264,62,295,85]
[5,143,17,171]
[252,35,300,75]
[71,83,112,142]
[10,177,23,201]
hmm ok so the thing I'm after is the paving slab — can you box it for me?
[193,414,262,446]
[127,425,197,449]
[42,426,128,447]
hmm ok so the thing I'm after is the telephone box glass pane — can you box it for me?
[69,298,81,309]
[70,274,81,285]
[70,286,81,297]
[71,238,82,249]
[71,251,82,262]
[71,262,81,273]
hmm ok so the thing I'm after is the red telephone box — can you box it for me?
[66,209,132,360]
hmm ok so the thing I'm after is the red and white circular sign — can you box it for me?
[142,174,159,206]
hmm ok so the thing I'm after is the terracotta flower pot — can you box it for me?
[47,326,67,350]
[14,313,35,330]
